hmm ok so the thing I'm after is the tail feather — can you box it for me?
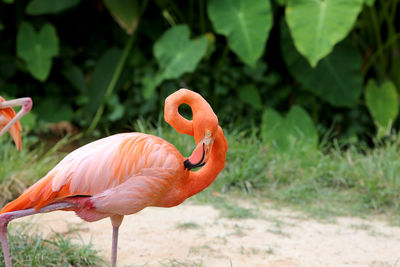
[0,173,76,214]
[9,122,22,150]
[0,97,23,150]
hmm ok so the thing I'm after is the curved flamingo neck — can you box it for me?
[164,89,203,136]
[185,126,227,198]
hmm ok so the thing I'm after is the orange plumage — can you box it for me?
[1,133,188,216]
[0,96,22,150]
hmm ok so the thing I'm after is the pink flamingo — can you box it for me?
[0,97,32,150]
[0,89,228,267]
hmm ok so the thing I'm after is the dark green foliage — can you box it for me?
[0,0,399,142]
[281,21,363,107]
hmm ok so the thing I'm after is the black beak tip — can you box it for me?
[184,143,206,170]
[184,159,191,169]
[184,159,206,170]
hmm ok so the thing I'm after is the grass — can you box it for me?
[0,225,104,266]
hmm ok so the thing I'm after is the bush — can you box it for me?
[0,0,399,144]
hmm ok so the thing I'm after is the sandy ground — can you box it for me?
[13,200,400,267]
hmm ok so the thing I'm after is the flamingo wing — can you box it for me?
[0,133,184,214]
[91,167,184,215]
[0,97,22,150]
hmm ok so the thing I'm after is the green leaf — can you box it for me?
[364,0,375,6]
[146,25,207,99]
[261,106,318,152]
[85,48,123,117]
[236,85,263,110]
[107,94,125,122]
[282,21,362,107]
[19,112,37,132]
[208,0,272,66]
[35,98,74,123]
[103,0,139,34]
[275,0,286,6]
[141,75,162,100]
[261,108,287,149]
[286,0,363,67]
[62,64,87,93]
[26,0,80,15]
[154,25,207,79]
[3,0,14,4]
[365,79,399,138]
[17,22,59,81]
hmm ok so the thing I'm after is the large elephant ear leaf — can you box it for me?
[281,20,363,107]
[17,22,59,81]
[103,0,139,34]
[143,25,208,99]
[285,0,363,67]
[365,79,399,138]
[208,0,272,66]
[261,106,318,152]
[261,108,287,150]
[25,0,80,15]
[285,106,318,150]
[154,25,207,79]
[364,0,375,6]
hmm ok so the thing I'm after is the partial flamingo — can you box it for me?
[0,89,228,267]
[0,96,33,150]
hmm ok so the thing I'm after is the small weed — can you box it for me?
[367,229,391,238]
[188,245,212,256]
[220,203,254,219]
[266,228,290,237]
[211,197,256,219]
[230,224,246,237]
[239,246,262,255]
[265,247,274,254]
[349,223,372,231]
[160,258,203,267]
[176,222,200,230]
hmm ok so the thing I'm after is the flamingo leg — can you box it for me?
[110,215,123,267]
[0,97,32,137]
[0,202,76,267]
[0,219,11,267]
[111,225,119,267]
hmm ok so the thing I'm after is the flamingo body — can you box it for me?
[1,133,189,220]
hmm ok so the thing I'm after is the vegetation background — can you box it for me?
[0,0,398,143]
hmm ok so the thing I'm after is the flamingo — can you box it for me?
[0,89,228,267]
[0,97,32,150]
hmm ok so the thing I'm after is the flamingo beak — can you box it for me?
[184,135,213,170]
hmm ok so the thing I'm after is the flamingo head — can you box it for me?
[184,106,218,170]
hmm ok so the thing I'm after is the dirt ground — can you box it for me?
[14,200,400,267]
